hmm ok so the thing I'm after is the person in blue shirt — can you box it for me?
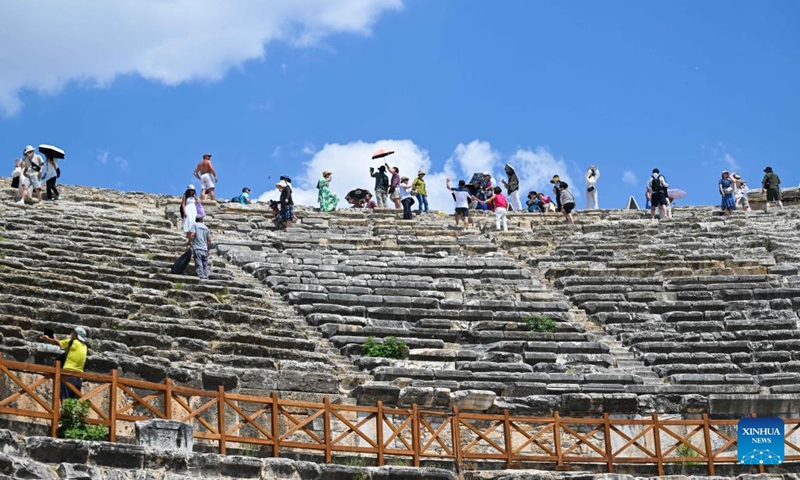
[234,187,251,205]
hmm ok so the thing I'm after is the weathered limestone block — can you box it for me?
[452,389,496,411]
[135,420,193,453]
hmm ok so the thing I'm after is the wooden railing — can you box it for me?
[1,353,798,475]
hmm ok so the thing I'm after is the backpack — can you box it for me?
[765,173,780,189]
[649,175,668,194]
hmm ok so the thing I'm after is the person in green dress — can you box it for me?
[317,171,339,212]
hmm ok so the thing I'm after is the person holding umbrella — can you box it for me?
[41,156,61,201]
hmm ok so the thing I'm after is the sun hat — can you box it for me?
[401,176,409,183]
[722,170,729,175]
[418,170,425,176]
[764,166,773,173]
[732,173,741,179]
[74,326,87,342]
[550,175,561,184]
[322,170,332,177]
[24,145,34,154]
[187,184,196,191]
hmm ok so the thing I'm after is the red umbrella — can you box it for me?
[371,149,395,160]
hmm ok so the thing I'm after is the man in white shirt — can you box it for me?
[446,178,480,230]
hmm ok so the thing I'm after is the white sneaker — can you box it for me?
[16,200,25,205]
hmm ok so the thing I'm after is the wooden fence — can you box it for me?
[1,353,798,476]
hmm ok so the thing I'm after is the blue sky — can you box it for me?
[2,0,798,210]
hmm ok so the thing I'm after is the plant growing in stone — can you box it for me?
[59,399,109,441]
[361,336,406,359]
[524,315,557,333]
[675,443,702,466]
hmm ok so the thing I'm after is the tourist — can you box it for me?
[193,153,218,202]
[446,178,480,230]
[501,164,522,212]
[718,171,736,215]
[399,176,414,220]
[188,215,211,280]
[317,171,339,212]
[41,156,61,201]
[761,166,783,213]
[526,191,543,213]
[365,193,377,209]
[411,170,429,214]
[233,187,252,205]
[276,179,294,228]
[646,168,670,221]
[732,173,751,211]
[481,186,510,231]
[550,175,563,212]
[181,185,199,233]
[585,165,600,210]
[559,182,576,225]
[11,158,23,189]
[40,327,88,399]
[369,165,389,208]
[18,145,43,205]
[539,193,556,212]
[387,164,401,209]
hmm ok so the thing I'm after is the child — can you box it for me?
[559,182,575,225]
[481,186,509,231]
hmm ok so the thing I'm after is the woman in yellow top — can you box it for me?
[40,327,87,399]
[411,170,429,214]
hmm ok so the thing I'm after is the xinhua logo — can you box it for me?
[738,418,784,465]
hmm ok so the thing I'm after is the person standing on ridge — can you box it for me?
[193,153,218,202]
[317,171,338,212]
[399,176,414,220]
[387,164,401,209]
[40,327,88,399]
[411,170,429,214]
[585,165,600,210]
[276,179,294,228]
[761,166,783,213]
[18,145,43,205]
[41,156,61,201]
[369,165,389,208]
[502,164,522,212]
[550,175,563,213]
[719,170,736,215]
[446,178,481,230]
[646,168,670,221]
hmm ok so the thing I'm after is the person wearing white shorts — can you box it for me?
[18,146,43,204]
[193,153,218,201]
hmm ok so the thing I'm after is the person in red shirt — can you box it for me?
[480,187,509,231]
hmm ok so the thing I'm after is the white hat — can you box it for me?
[187,184,196,191]
[74,326,87,343]
[24,145,34,154]
[276,180,288,188]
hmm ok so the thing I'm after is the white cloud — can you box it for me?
[0,0,403,115]
[257,139,578,212]
[621,170,638,186]
[508,147,576,198]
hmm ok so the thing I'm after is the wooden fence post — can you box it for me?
[376,400,385,467]
[603,412,613,473]
[411,403,420,467]
[164,378,173,420]
[652,413,663,477]
[701,413,715,476]
[50,360,61,438]
[323,396,332,464]
[503,409,514,468]
[554,411,563,469]
[218,386,226,455]
[451,406,462,470]
[109,369,118,442]
[271,391,280,458]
